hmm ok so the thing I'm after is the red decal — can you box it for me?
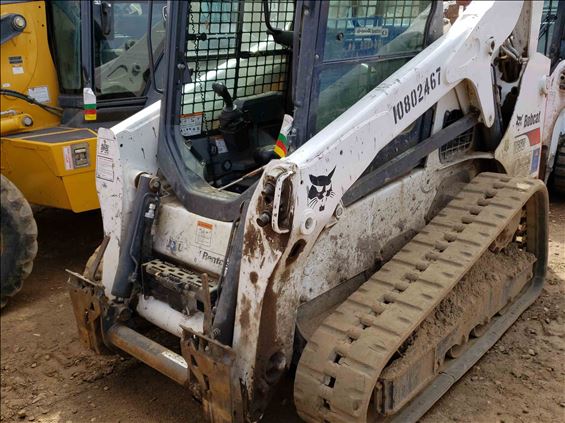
[522,127,540,146]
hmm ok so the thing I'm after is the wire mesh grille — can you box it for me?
[324,0,430,61]
[440,111,474,163]
[181,0,293,137]
[439,130,474,163]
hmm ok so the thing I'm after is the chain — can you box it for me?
[188,3,210,135]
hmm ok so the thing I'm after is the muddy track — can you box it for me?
[1,195,564,423]
[295,174,547,422]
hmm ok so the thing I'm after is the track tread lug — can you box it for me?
[294,174,545,422]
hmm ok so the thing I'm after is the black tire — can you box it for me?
[1,175,38,308]
[553,136,565,194]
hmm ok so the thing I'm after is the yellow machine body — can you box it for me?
[0,1,99,212]
[1,1,60,133]
[1,127,98,212]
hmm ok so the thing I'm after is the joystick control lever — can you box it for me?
[211,82,248,151]
[212,82,234,111]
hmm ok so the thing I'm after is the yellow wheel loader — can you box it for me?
[68,0,563,422]
[0,0,166,307]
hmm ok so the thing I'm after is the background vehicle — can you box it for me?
[0,0,166,307]
[538,0,565,192]
[69,1,564,422]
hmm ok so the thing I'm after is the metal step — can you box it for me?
[142,259,217,315]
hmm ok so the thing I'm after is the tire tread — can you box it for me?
[1,175,38,307]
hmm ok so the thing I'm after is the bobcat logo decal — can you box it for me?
[307,167,336,211]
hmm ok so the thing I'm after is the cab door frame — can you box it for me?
[291,0,443,145]
[50,0,163,125]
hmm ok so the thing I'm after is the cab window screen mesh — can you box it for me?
[181,0,293,137]
[324,0,430,62]
[315,0,431,131]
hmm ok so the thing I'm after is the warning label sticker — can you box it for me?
[96,156,114,182]
[63,146,74,170]
[28,86,50,103]
[354,26,389,37]
[210,135,228,154]
[216,138,228,154]
[97,138,111,157]
[180,112,203,137]
[530,147,541,174]
[195,221,213,247]
[513,136,527,154]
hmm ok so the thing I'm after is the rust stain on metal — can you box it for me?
[238,295,252,346]
[252,266,290,393]
[67,273,109,355]
[242,224,265,258]
[201,273,213,336]
[181,328,242,423]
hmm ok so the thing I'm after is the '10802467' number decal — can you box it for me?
[393,67,441,124]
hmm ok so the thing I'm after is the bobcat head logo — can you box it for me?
[515,114,523,128]
[307,167,336,211]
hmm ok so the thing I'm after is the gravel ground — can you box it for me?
[1,194,563,423]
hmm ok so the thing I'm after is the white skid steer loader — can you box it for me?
[68,1,564,422]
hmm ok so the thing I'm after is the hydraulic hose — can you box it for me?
[111,174,158,299]
[0,89,63,117]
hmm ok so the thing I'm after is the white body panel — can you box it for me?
[153,198,233,276]
[542,60,565,181]
[300,162,478,301]
[495,53,551,177]
[96,101,160,295]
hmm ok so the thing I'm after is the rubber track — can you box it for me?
[294,173,545,423]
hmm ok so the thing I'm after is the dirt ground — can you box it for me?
[1,195,564,423]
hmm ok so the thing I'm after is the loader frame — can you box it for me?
[68,1,558,422]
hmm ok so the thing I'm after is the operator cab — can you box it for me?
[162,0,442,196]
[47,0,166,125]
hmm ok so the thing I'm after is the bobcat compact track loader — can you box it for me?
[68,1,564,421]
